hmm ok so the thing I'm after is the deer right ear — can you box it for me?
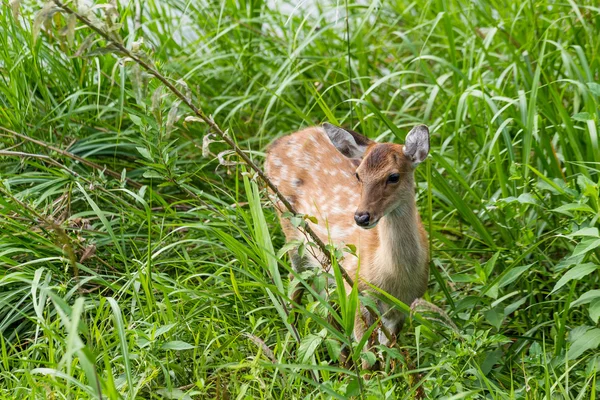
[403,125,430,165]
[323,123,371,159]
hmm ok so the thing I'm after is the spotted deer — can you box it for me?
[265,122,430,344]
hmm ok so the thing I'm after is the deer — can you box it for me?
[265,122,430,346]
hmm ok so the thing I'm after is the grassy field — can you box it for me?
[1,0,600,398]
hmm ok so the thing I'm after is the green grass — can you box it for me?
[1,0,600,398]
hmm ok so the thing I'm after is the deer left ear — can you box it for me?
[323,122,372,159]
[403,125,430,165]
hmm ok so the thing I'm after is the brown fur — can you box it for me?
[265,126,429,343]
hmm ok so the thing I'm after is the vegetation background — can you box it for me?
[1,0,599,398]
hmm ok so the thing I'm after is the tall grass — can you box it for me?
[1,0,599,398]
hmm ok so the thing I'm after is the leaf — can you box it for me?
[130,64,146,103]
[451,273,479,283]
[577,175,599,198]
[136,147,153,161]
[166,100,182,136]
[74,35,96,57]
[587,82,600,97]
[529,342,542,357]
[184,116,204,125]
[552,203,595,216]
[305,215,318,224]
[142,170,162,179]
[151,87,163,124]
[572,290,600,307]
[568,328,600,360]
[484,308,502,329]
[571,239,600,258]
[325,339,341,362]
[360,351,377,368]
[483,252,500,279]
[504,296,527,315]
[551,263,598,294]
[497,264,533,288]
[106,298,133,397]
[567,228,599,238]
[155,323,177,338]
[516,193,538,205]
[129,114,143,127]
[573,112,590,122]
[345,378,361,397]
[161,341,195,351]
[276,240,302,259]
[33,2,59,44]
[297,333,323,363]
[590,298,600,324]
[66,13,76,46]
[484,284,499,299]
[480,348,503,375]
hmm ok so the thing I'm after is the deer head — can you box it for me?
[323,123,430,229]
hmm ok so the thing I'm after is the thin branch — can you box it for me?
[49,0,357,287]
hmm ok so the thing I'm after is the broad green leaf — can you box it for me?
[568,328,600,360]
[129,113,143,126]
[484,308,503,330]
[276,240,302,259]
[578,175,599,198]
[504,297,527,316]
[552,263,598,294]
[325,339,341,362]
[154,323,177,339]
[571,239,600,258]
[297,333,323,364]
[590,298,600,324]
[572,290,600,307]
[360,351,377,368]
[498,264,534,288]
[567,228,599,238]
[552,203,595,216]
[516,193,538,205]
[143,170,163,179]
[161,341,195,351]
[587,82,600,96]
[136,147,153,160]
[573,112,590,121]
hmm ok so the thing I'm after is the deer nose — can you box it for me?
[354,212,371,227]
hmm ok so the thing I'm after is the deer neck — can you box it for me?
[373,200,424,274]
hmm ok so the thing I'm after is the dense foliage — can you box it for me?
[1,0,599,398]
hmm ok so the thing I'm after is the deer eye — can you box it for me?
[355,173,360,182]
[387,173,400,184]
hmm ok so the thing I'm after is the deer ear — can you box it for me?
[323,123,371,159]
[403,125,430,165]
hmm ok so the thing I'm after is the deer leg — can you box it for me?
[379,312,404,346]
